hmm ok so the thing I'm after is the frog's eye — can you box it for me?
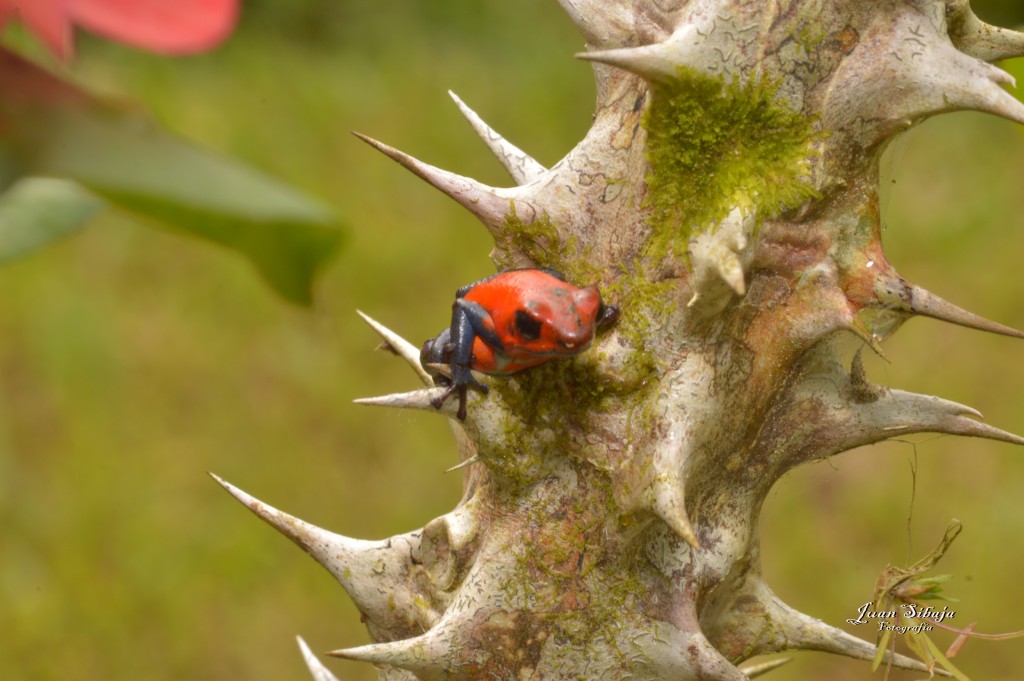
[514,310,543,341]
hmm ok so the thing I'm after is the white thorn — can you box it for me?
[988,64,1016,89]
[706,575,942,675]
[210,474,436,629]
[352,131,514,233]
[687,207,755,315]
[876,275,1024,339]
[210,473,360,582]
[740,658,791,679]
[328,630,449,675]
[356,310,433,386]
[448,90,546,185]
[758,584,941,674]
[905,282,1024,339]
[577,43,677,82]
[296,636,341,681]
[975,68,1024,125]
[445,455,479,473]
[653,500,700,550]
[766,341,1024,470]
[715,250,746,296]
[577,24,705,83]
[940,48,1024,125]
[947,1,1024,62]
[651,476,700,549]
[863,386,1010,445]
[847,321,888,360]
[354,387,456,417]
[943,414,1024,446]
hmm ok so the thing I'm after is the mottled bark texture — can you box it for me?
[219,1,1024,679]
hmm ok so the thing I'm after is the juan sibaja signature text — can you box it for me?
[847,601,955,633]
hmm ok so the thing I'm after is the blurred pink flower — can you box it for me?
[0,0,238,59]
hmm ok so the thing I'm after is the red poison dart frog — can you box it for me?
[420,268,619,420]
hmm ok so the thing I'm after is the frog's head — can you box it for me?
[507,283,605,358]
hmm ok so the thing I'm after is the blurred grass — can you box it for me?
[1,2,1023,680]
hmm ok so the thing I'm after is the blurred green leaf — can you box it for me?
[0,47,345,304]
[871,627,892,671]
[904,626,933,669]
[0,177,101,263]
[920,633,971,681]
[908,574,958,601]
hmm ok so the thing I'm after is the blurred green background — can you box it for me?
[1,2,1023,680]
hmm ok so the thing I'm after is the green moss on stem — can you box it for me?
[493,204,601,285]
[642,68,819,263]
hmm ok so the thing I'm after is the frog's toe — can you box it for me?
[431,384,457,410]
[468,377,489,395]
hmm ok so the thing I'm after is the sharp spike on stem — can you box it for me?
[848,320,887,360]
[328,632,449,674]
[354,387,455,416]
[576,45,675,82]
[935,49,1024,124]
[655,504,700,549]
[977,26,1024,61]
[445,455,479,473]
[210,474,362,579]
[980,60,1016,88]
[847,389,986,445]
[964,24,1024,62]
[651,479,700,549]
[687,207,755,312]
[356,310,433,386]
[905,284,1024,338]
[858,386,1023,447]
[898,41,1024,124]
[448,90,546,185]
[761,590,941,674]
[577,25,702,82]
[296,636,341,681]
[876,272,1024,337]
[970,72,1024,125]
[943,416,1024,447]
[948,2,1024,62]
[210,473,352,554]
[212,474,436,630]
[929,396,982,420]
[763,339,1024,468]
[352,131,513,233]
[740,658,791,679]
[715,250,746,296]
[705,574,945,675]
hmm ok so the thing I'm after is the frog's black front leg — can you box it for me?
[429,299,501,420]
